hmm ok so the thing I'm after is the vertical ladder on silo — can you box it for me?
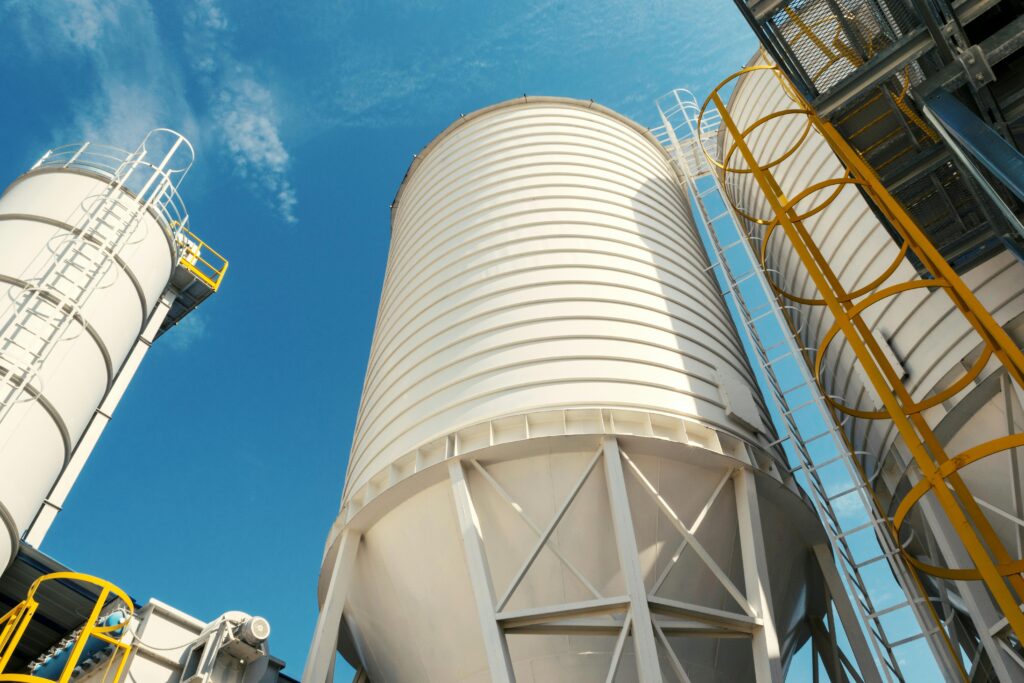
[654,91,963,682]
[0,134,187,427]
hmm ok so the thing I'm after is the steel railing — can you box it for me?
[0,572,133,683]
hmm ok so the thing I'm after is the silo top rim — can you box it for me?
[389,95,673,224]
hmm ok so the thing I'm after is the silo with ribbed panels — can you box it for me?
[720,60,1024,678]
[312,97,839,682]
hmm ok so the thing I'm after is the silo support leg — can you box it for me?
[734,468,785,683]
[448,459,516,683]
[812,545,883,683]
[302,529,361,683]
[603,437,664,683]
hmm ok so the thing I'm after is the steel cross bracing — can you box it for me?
[0,131,192,430]
[450,439,787,683]
[303,436,860,683]
[653,89,965,682]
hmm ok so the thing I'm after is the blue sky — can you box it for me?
[0,1,841,680]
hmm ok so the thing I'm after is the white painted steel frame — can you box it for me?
[304,437,810,683]
[654,89,963,681]
[23,287,176,546]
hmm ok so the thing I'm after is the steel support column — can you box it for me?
[812,545,884,683]
[302,529,361,683]
[603,437,664,683]
[448,459,515,683]
[25,287,176,546]
[734,468,785,683]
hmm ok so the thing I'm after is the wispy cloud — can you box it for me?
[183,0,298,224]
[7,0,115,54]
[304,0,754,129]
[6,0,297,225]
[164,312,208,352]
[6,0,196,149]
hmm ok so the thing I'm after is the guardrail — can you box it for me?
[0,572,134,683]
[31,131,194,261]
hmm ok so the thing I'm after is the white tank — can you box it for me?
[0,131,191,571]
[320,97,833,682]
[721,62,1024,673]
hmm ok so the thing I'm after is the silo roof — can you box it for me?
[389,95,675,225]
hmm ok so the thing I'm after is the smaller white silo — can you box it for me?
[0,130,202,570]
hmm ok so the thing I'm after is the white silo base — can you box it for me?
[312,431,830,683]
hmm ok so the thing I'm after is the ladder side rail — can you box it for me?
[685,161,904,682]
[657,90,956,680]
[712,157,962,680]
[0,143,178,423]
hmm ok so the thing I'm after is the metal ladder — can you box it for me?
[654,89,964,682]
[0,132,188,427]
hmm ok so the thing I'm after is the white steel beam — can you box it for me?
[812,545,884,683]
[470,460,603,600]
[25,288,175,546]
[448,459,515,683]
[603,437,664,683]
[497,596,629,629]
[605,611,634,683]
[302,529,361,683]
[495,447,603,610]
[653,619,694,683]
[622,452,752,617]
[650,469,732,596]
[648,595,759,634]
[733,468,784,683]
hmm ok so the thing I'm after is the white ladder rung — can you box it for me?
[887,629,935,649]
[868,598,922,620]
[799,452,847,473]
[827,482,868,501]
[854,548,902,569]
[836,518,887,538]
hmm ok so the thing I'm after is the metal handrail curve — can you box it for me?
[0,572,134,683]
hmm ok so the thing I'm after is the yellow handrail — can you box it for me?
[170,223,229,292]
[697,61,1024,679]
[0,573,134,683]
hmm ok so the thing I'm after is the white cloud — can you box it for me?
[183,0,298,225]
[6,0,115,53]
[216,78,298,224]
[165,312,208,352]
[6,0,297,225]
[6,0,196,150]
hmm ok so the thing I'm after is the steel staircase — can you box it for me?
[735,0,1024,273]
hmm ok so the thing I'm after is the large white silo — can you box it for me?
[305,97,863,683]
[717,61,1024,678]
[0,130,199,571]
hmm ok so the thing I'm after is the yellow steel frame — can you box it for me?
[699,62,1024,660]
[171,222,229,292]
[0,573,134,683]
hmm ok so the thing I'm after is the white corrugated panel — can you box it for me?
[324,98,827,682]
[345,100,770,498]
